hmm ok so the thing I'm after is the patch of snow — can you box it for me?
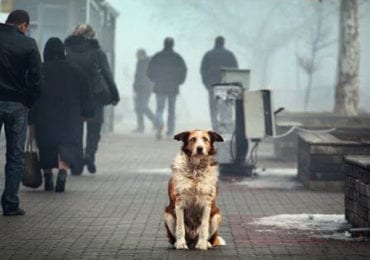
[252,214,347,231]
[251,214,367,241]
[236,168,302,189]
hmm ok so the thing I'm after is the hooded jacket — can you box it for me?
[32,37,94,168]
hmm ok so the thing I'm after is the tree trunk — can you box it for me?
[334,0,360,115]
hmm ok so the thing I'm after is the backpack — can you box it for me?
[67,49,111,106]
[91,56,112,106]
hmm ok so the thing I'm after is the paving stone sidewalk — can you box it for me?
[0,134,370,259]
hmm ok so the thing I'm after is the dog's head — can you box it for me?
[174,130,224,157]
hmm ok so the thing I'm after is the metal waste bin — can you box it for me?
[213,69,252,176]
[213,69,276,176]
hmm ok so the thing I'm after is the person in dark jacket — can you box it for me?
[200,36,238,131]
[32,37,94,192]
[132,48,155,133]
[147,37,187,139]
[65,24,120,174]
[0,10,41,216]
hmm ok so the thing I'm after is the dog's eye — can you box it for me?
[203,137,209,142]
[190,137,196,142]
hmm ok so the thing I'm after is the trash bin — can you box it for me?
[212,69,252,176]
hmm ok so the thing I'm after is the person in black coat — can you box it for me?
[0,10,41,216]
[147,37,187,139]
[65,24,120,174]
[200,36,238,131]
[32,37,94,192]
[132,48,155,133]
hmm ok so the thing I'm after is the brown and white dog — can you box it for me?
[164,130,225,250]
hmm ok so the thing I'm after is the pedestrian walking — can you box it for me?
[65,24,120,175]
[200,36,238,131]
[0,10,41,216]
[132,49,155,133]
[147,37,187,139]
[31,37,94,192]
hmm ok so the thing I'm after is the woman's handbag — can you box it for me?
[22,126,42,188]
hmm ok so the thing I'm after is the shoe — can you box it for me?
[87,162,96,174]
[71,163,83,176]
[156,126,163,140]
[84,155,96,174]
[55,169,67,192]
[3,208,26,216]
[44,172,54,191]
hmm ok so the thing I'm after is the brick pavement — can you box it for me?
[0,134,370,259]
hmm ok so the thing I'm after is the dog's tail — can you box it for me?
[212,236,226,246]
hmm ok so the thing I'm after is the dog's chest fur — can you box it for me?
[171,153,218,209]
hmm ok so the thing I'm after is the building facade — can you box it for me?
[1,0,119,132]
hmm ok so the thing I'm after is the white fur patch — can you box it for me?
[217,236,226,246]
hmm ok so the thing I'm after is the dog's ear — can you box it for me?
[174,131,190,142]
[208,131,224,142]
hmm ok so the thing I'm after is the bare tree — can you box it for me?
[149,0,313,89]
[296,2,336,111]
[334,0,360,115]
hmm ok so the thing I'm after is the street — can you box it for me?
[0,134,369,259]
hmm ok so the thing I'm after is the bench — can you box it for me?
[274,112,370,162]
[297,131,370,191]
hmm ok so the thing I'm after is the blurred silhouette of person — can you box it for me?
[132,49,155,133]
[200,36,238,131]
[65,24,120,175]
[32,37,94,192]
[147,37,187,139]
[0,10,41,216]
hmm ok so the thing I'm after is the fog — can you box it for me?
[107,0,370,132]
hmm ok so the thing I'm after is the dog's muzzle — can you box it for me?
[196,146,204,155]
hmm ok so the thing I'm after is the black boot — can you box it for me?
[55,169,67,192]
[71,163,83,176]
[44,171,54,191]
[84,154,96,174]
[87,162,96,174]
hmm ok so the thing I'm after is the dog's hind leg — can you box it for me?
[164,212,176,246]
[209,213,226,247]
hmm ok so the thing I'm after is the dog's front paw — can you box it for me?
[195,239,209,250]
[175,239,188,250]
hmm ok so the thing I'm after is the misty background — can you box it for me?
[108,0,370,133]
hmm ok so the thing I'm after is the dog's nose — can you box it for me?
[196,146,203,153]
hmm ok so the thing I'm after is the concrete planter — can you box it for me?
[297,131,370,191]
[344,156,370,228]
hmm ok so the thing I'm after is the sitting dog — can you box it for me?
[164,130,225,250]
